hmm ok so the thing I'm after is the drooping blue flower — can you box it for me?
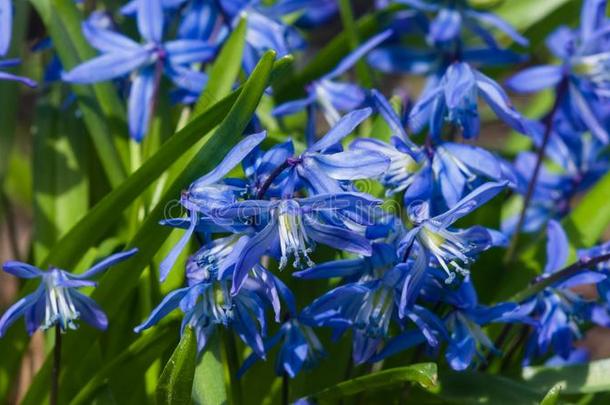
[437,277,527,370]
[506,0,610,143]
[301,266,446,364]
[272,30,393,135]
[399,181,508,285]
[0,249,138,336]
[410,61,534,140]
[521,220,607,365]
[63,0,215,141]
[238,316,325,378]
[385,0,528,46]
[136,261,288,356]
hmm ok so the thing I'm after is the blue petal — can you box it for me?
[434,181,507,227]
[372,330,426,361]
[272,94,316,117]
[0,71,37,88]
[324,29,393,79]
[233,302,266,357]
[232,221,279,294]
[166,40,216,65]
[544,220,569,275]
[0,286,44,337]
[2,261,44,279]
[71,291,108,330]
[465,10,529,46]
[76,248,138,279]
[159,210,197,282]
[137,0,164,43]
[429,9,462,43]
[308,107,372,152]
[0,0,12,56]
[441,143,503,180]
[293,258,366,279]
[178,0,218,40]
[310,150,389,180]
[580,0,607,43]
[475,71,530,135]
[134,286,191,332]
[128,66,157,142]
[82,22,140,53]
[570,84,609,144]
[304,218,372,256]
[62,50,150,83]
[446,320,477,370]
[506,65,564,93]
[367,47,437,75]
[190,131,266,189]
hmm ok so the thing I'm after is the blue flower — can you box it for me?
[506,0,610,143]
[212,192,381,293]
[62,0,215,141]
[521,221,607,365]
[238,317,325,378]
[136,262,288,356]
[439,278,526,370]
[272,30,392,136]
[387,0,528,46]
[301,269,445,364]
[410,62,533,139]
[399,181,508,284]
[0,249,138,336]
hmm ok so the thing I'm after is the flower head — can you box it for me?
[0,249,138,336]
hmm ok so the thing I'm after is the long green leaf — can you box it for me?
[69,322,178,405]
[191,334,227,405]
[540,383,564,405]
[29,0,129,186]
[21,51,277,405]
[193,17,247,115]
[308,363,437,402]
[157,327,198,405]
[523,358,610,395]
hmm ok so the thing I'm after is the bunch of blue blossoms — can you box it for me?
[4,0,610,390]
[125,0,610,375]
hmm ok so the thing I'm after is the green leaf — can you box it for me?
[540,383,564,405]
[495,0,574,32]
[29,0,129,187]
[523,358,610,395]
[191,333,227,405]
[193,17,247,115]
[429,369,543,405]
[563,170,610,248]
[157,327,198,405]
[68,322,178,405]
[308,363,437,402]
[21,51,279,405]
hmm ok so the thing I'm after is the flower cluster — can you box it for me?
[3,0,610,387]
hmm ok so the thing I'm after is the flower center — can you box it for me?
[277,201,314,269]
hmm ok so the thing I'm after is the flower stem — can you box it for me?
[222,329,242,405]
[51,325,61,405]
[282,372,290,405]
[504,78,569,263]
[256,160,292,199]
[511,251,610,303]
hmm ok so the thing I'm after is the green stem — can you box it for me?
[337,0,373,87]
[222,329,242,405]
[511,252,610,303]
[51,325,62,405]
